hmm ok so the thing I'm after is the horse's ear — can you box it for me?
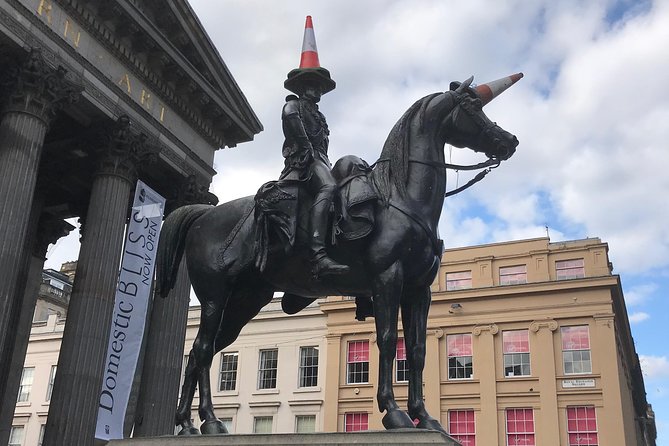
[456,76,474,93]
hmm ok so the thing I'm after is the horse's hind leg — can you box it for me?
[402,286,447,434]
[193,297,229,434]
[175,350,199,435]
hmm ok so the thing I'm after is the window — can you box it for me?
[258,349,278,389]
[447,334,473,379]
[561,326,592,375]
[9,426,24,446]
[299,346,319,388]
[38,424,45,446]
[449,410,476,445]
[347,340,369,384]
[17,367,34,402]
[506,408,535,446]
[295,415,316,433]
[567,406,598,445]
[446,271,472,290]
[500,265,527,285]
[344,412,369,432]
[46,365,57,401]
[253,416,273,433]
[503,330,530,377]
[396,338,409,382]
[556,259,585,280]
[221,418,233,433]
[219,352,238,391]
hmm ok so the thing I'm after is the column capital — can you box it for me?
[33,217,75,258]
[94,115,160,182]
[165,175,219,215]
[529,319,558,333]
[473,323,499,336]
[0,48,81,125]
[428,328,444,339]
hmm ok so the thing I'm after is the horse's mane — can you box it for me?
[371,93,442,203]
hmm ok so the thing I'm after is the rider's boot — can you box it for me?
[310,195,349,278]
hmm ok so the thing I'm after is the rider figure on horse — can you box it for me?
[280,16,349,279]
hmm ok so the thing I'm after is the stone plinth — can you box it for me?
[107,429,462,446]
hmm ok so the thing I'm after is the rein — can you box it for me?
[373,156,501,197]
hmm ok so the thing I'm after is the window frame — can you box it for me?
[253,416,273,433]
[298,346,319,388]
[17,367,34,403]
[499,265,527,285]
[448,409,476,445]
[447,334,473,380]
[556,258,585,280]
[344,412,369,432]
[505,408,535,446]
[295,414,317,433]
[561,326,592,375]
[9,425,25,446]
[46,365,57,401]
[257,348,279,390]
[346,340,370,384]
[502,330,531,378]
[446,271,473,291]
[395,337,408,383]
[566,406,599,445]
[218,351,239,392]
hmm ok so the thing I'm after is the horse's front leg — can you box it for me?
[402,286,447,434]
[372,261,415,429]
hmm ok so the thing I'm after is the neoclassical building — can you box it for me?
[0,1,261,445]
[11,237,657,445]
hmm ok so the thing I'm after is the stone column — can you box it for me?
[529,319,559,446]
[43,117,157,446]
[133,177,217,437]
[0,49,80,403]
[0,215,73,446]
[472,324,499,445]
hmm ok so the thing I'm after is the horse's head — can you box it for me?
[442,76,519,161]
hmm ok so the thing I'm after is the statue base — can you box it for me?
[107,429,462,445]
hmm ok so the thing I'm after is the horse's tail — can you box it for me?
[156,204,212,298]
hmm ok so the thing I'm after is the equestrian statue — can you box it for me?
[156,16,521,436]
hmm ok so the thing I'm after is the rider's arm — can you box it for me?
[282,100,313,152]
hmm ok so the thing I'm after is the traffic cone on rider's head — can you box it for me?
[299,16,320,68]
[284,16,336,94]
[475,73,523,106]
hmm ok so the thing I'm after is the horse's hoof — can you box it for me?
[382,409,416,429]
[201,419,229,435]
[416,416,448,434]
[177,426,201,436]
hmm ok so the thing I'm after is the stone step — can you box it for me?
[107,429,462,445]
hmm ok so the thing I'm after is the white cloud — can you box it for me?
[640,355,669,379]
[624,283,658,307]
[628,312,650,324]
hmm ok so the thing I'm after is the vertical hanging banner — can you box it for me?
[95,180,165,441]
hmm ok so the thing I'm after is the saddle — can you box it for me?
[253,155,378,272]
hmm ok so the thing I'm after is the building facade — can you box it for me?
[320,237,656,445]
[11,238,656,445]
[0,0,261,444]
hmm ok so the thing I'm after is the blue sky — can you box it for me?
[45,0,669,441]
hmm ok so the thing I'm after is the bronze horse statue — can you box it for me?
[156,76,519,435]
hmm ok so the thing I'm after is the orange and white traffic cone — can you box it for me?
[475,73,523,105]
[299,16,320,69]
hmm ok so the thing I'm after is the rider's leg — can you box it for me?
[309,159,349,277]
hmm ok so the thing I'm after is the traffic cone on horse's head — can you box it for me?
[475,73,523,106]
[284,16,336,94]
